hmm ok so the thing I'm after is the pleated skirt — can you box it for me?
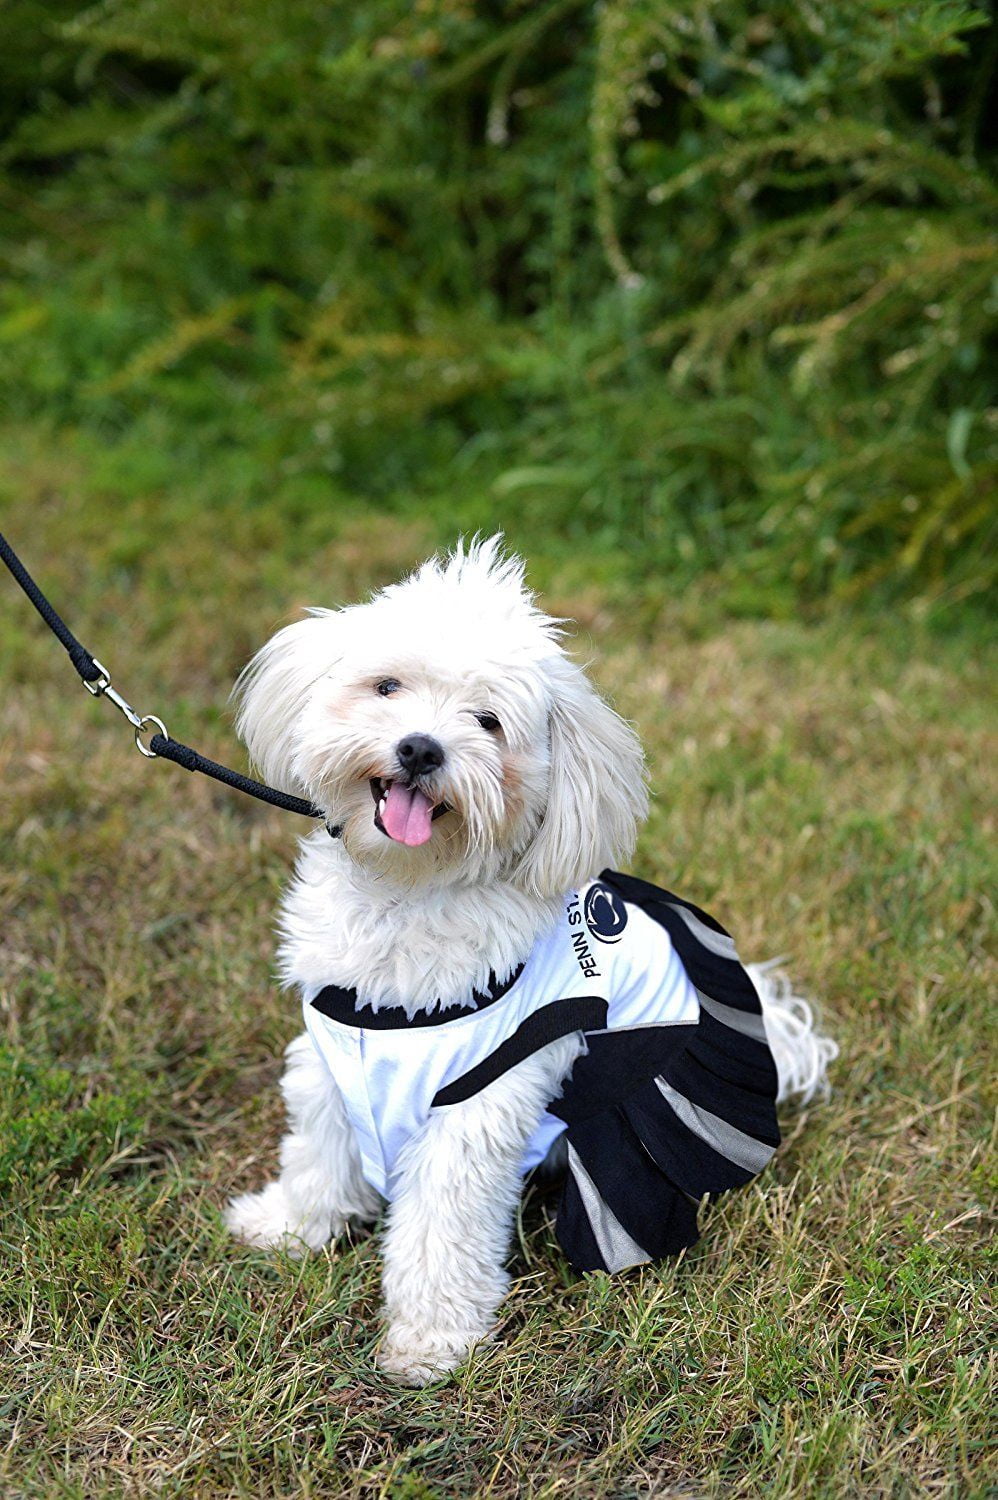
[549,871,782,1274]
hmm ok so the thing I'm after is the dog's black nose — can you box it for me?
[396,733,445,779]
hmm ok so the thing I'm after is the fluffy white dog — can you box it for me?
[224,536,835,1385]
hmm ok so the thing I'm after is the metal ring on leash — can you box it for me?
[135,714,168,758]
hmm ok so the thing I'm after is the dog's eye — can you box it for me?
[375,678,401,697]
[475,712,502,733]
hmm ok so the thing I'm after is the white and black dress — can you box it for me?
[303,871,781,1274]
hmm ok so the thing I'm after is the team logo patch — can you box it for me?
[583,883,628,943]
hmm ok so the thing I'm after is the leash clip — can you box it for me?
[81,656,168,757]
[81,658,112,697]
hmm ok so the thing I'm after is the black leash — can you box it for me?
[0,530,332,829]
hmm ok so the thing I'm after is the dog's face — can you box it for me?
[235,538,646,895]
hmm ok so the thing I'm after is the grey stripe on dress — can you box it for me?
[566,1143,651,1273]
[654,1078,775,1173]
[663,902,739,960]
[583,1018,698,1036]
[696,990,768,1042]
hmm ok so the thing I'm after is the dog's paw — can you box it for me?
[223,1181,332,1257]
[376,1323,490,1387]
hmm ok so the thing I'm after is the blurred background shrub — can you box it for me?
[1,0,995,614]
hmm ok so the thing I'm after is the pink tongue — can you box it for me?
[381,782,435,846]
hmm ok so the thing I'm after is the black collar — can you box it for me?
[309,963,526,1029]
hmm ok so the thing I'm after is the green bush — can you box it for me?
[1,0,995,608]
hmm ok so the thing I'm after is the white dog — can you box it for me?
[224,536,835,1385]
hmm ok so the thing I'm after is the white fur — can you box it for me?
[750,962,840,1106]
[378,1033,584,1383]
[224,536,835,1384]
[224,1033,380,1254]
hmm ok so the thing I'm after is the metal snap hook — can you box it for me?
[82,658,111,696]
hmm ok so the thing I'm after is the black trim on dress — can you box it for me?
[309,962,527,1030]
[431,995,609,1106]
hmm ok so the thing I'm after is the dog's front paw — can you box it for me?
[223,1181,335,1257]
[376,1322,491,1387]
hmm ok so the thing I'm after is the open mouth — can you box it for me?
[370,777,451,847]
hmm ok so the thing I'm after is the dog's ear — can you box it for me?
[513,654,647,899]
[233,612,340,794]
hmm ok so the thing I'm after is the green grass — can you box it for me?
[0,425,994,1497]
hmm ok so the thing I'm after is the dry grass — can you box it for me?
[0,432,994,1498]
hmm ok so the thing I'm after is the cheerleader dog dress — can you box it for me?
[304,871,781,1274]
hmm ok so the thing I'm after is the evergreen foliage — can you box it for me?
[1,1,995,608]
